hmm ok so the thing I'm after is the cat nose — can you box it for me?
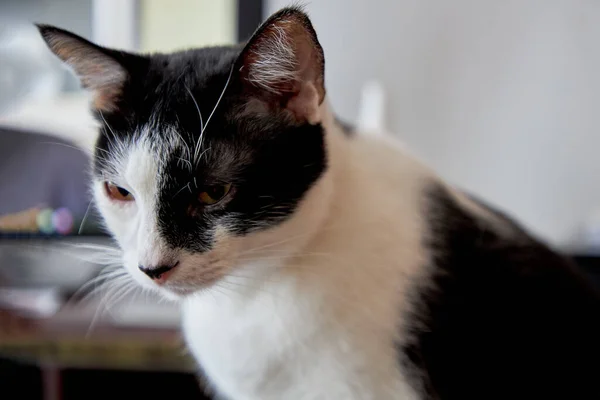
[138,261,179,283]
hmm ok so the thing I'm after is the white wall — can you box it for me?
[267,0,600,250]
[138,0,236,52]
[0,0,93,39]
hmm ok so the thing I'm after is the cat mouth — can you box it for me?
[155,269,226,297]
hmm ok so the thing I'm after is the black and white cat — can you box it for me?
[38,7,600,400]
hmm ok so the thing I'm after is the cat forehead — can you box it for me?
[91,47,245,178]
[95,123,219,170]
[145,46,239,89]
[136,46,240,111]
[91,46,240,136]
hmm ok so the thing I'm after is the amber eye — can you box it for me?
[104,182,134,202]
[198,183,232,206]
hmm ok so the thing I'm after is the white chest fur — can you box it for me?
[181,130,432,400]
[182,266,418,400]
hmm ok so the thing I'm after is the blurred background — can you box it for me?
[0,0,599,399]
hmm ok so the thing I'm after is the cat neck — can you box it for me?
[180,103,424,398]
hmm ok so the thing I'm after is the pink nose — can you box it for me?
[138,262,179,283]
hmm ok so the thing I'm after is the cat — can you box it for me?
[38,6,600,400]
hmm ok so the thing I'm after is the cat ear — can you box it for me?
[237,7,325,123]
[36,24,128,112]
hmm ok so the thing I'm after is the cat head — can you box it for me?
[38,7,333,299]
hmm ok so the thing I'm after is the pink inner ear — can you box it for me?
[43,32,126,112]
[240,13,325,122]
[291,29,325,100]
[287,82,322,124]
[243,23,300,95]
[74,61,124,111]
[67,54,126,112]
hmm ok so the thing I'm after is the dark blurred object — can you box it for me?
[0,358,43,399]
[573,255,600,290]
[237,0,263,41]
[0,304,205,399]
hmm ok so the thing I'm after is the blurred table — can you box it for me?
[0,304,206,400]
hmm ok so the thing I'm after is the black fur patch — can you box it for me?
[93,45,326,253]
[40,7,328,254]
[401,184,600,399]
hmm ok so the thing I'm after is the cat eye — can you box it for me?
[198,183,232,206]
[104,182,135,202]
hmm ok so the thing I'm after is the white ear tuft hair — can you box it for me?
[238,7,325,122]
[246,21,299,94]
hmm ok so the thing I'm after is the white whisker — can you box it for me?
[39,141,92,156]
[78,201,94,235]
[177,157,193,172]
[172,127,192,168]
[98,110,119,144]
[192,64,235,166]
[173,182,192,199]
[185,85,205,163]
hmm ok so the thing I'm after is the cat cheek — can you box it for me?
[99,210,134,245]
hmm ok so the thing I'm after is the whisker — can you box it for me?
[200,65,234,134]
[173,182,192,199]
[85,276,133,337]
[39,141,91,156]
[98,110,119,144]
[193,63,235,166]
[197,146,212,162]
[171,127,192,167]
[85,284,115,337]
[104,281,138,316]
[185,85,204,133]
[78,201,94,235]
[65,242,121,253]
[177,157,193,172]
[185,85,205,163]
[75,270,127,306]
